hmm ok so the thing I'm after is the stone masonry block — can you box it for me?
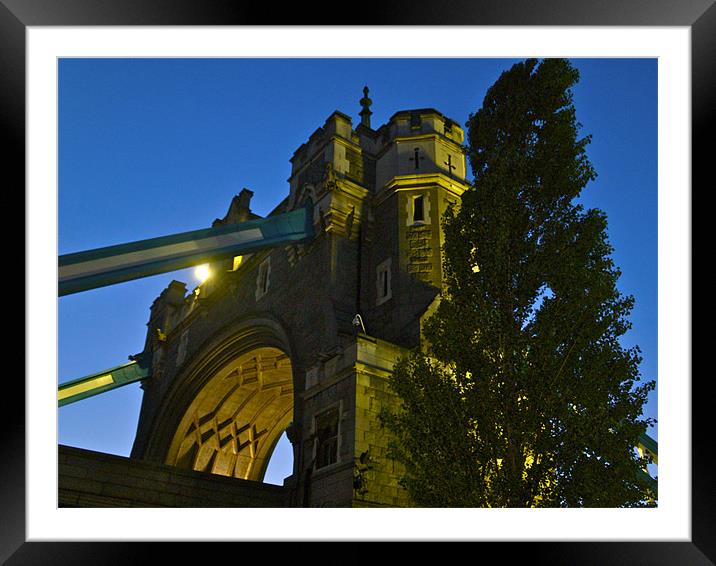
[58,476,105,495]
[58,463,89,479]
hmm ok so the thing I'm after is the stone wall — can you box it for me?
[352,336,411,507]
[59,445,286,508]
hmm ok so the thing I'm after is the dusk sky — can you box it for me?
[58,58,658,486]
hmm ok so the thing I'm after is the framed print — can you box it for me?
[7,0,710,563]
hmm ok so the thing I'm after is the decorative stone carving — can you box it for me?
[169,348,293,481]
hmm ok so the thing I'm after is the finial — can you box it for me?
[359,85,373,128]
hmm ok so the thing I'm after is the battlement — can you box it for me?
[288,97,467,205]
[290,111,355,170]
[376,108,465,147]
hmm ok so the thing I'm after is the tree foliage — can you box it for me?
[382,59,656,507]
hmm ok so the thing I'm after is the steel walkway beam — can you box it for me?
[59,205,313,296]
[58,360,151,407]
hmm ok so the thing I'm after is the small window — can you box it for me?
[255,257,271,300]
[314,406,339,470]
[259,263,268,292]
[176,329,189,367]
[407,193,430,226]
[413,195,425,222]
[380,269,389,298]
[376,258,392,306]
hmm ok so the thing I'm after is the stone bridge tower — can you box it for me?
[129,91,470,507]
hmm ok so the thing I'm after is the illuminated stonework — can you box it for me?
[167,347,293,481]
[130,97,469,507]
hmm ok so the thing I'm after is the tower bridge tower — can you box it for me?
[129,90,470,507]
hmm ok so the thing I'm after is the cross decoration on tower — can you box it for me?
[409,147,425,170]
[443,154,456,178]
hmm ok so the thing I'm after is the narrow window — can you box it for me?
[259,263,268,293]
[255,257,271,300]
[407,193,430,226]
[176,329,189,367]
[413,195,425,223]
[376,258,392,305]
[314,406,339,469]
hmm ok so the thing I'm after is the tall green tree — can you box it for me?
[382,59,655,507]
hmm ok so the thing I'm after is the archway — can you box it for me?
[166,346,293,482]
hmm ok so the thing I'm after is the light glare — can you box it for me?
[195,264,211,282]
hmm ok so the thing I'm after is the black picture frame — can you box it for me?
[7,1,709,563]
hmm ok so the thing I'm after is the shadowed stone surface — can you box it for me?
[59,445,286,507]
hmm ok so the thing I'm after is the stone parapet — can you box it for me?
[59,445,286,508]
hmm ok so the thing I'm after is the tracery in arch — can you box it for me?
[169,346,293,482]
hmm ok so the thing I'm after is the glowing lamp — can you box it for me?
[194,264,211,283]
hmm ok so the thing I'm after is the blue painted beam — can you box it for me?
[58,205,313,296]
[58,360,151,407]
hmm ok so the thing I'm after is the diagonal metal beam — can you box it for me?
[58,205,313,296]
[58,360,151,407]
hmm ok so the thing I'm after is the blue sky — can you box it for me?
[58,58,658,485]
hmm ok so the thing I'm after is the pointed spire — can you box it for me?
[359,85,373,128]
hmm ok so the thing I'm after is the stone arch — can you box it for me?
[144,316,298,482]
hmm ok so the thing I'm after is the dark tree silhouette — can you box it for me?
[383,59,655,507]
